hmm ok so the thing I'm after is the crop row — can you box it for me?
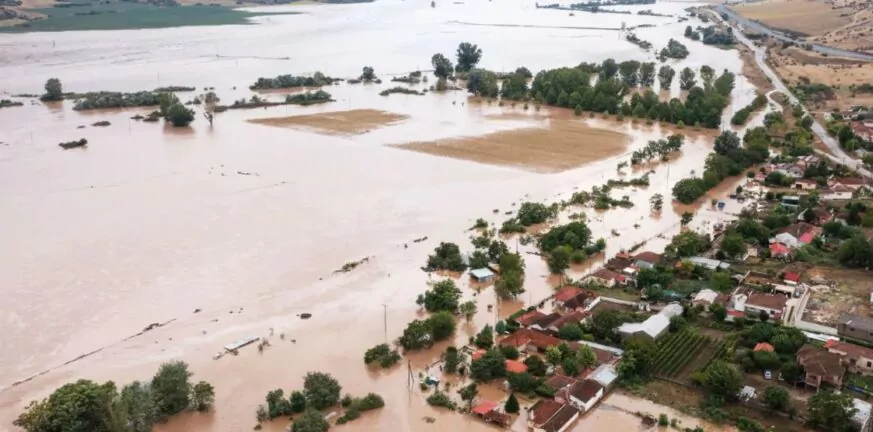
[660,336,709,377]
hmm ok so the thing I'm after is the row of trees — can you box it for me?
[15,361,214,432]
[673,129,770,204]
[249,72,337,90]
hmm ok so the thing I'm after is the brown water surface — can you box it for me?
[0,0,764,429]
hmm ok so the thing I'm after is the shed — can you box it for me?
[470,268,495,282]
[472,400,498,416]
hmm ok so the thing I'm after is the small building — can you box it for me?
[472,401,511,428]
[566,379,605,413]
[544,375,579,393]
[793,178,818,191]
[516,310,548,328]
[585,268,625,287]
[528,399,580,432]
[604,257,635,274]
[744,292,788,320]
[797,345,846,390]
[470,268,495,283]
[839,314,873,345]
[832,177,870,192]
[821,185,854,200]
[532,313,563,332]
[853,398,873,432]
[692,289,719,309]
[797,207,834,226]
[782,195,801,208]
[553,287,583,304]
[784,271,801,285]
[588,363,619,389]
[685,256,731,271]
[546,311,587,334]
[825,339,873,375]
[633,251,662,269]
[618,303,683,341]
[773,222,820,246]
[777,164,805,179]
[499,328,562,353]
[562,291,598,311]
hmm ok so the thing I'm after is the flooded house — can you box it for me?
[527,399,580,432]
[584,268,627,287]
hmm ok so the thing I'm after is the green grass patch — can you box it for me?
[1,2,300,33]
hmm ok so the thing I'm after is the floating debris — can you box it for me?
[412,236,428,243]
[224,336,259,352]
[334,257,370,273]
[299,313,312,320]
[91,120,111,127]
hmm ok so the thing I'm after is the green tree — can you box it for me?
[115,381,155,432]
[710,302,727,321]
[772,327,806,355]
[457,383,478,409]
[428,311,457,342]
[658,65,675,90]
[42,78,64,101]
[189,381,214,412]
[426,242,467,271]
[474,324,494,348]
[548,245,573,274]
[166,103,195,127]
[504,393,520,414]
[702,360,743,401]
[807,391,856,431]
[640,62,656,87]
[558,323,585,341]
[470,349,506,381]
[508,372,539,393]
[431,53,454,79]
[524,355,548,377]
[576,345,598,369]
[157,92,180,117]
[752,350,781,370]
[289,390,307,413]
[361,66,376,81]
[714,131,741,156]
[762,386,789,411]
[266,389,293,419]
[669,315,687,332]
[151,361,192,420]
[468,250,489,269]
[455,42,482,73]
[709,271,733,292]
[721,233,746,258]
[416,279,462,313]
[303,372,341,410]
[545,345,563,367]
[679,67,697,90]
[562,357,580,377]
[459,300,477,323]
[444,346,462,374]
[500,345,520,360]
[650,193,664,212]
[14,380,118,432]
[291,409,330,432]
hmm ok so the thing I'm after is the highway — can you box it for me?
[710,8,873,178]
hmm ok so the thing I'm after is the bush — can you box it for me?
[166,103,195,127]
[426,392,456,409]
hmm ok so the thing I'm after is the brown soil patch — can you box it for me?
[733,0,851,37]
[737,44,774,92]
[248,109,408,135]
[802,267,873,326]
[394,118,629,173]
[767,44,873,110]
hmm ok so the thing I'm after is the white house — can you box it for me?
[566,379,605,413]
[732,291,788,320]
[618,303,683,341]
[821,185,854,200]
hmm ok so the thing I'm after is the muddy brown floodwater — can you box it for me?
[0,0,765,430]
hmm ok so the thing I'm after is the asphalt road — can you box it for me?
[715,4,873,62]
[710,8,873,178]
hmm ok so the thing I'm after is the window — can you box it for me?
[868,361,872,368]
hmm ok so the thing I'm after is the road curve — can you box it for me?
[715,4,873,62]
[709,8,873,178]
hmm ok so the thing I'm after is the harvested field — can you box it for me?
[394,118,629,173]
[768,46,873,109]
[734,0,851,37]
[801,267,873,326]
[248,109,408,135]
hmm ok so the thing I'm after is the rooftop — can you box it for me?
[633,251,662,264]
[516,310,547,327]
[693,289,719,304]
[548,310,586,330]
[618,303,682,339]
[754,342,775,352]
[770,242,791,255]
[588,364,618,388]
[826,339,873,360]
[568,379,604,403]
[506,359,528,374]
[685,256,731,270]
[470,268,495,280]
[563,291,598,310]
[605,257,634,272]
[746,292,788,311]
[472,400,498,416]
[534,313,563,329]
[784,272,801,283]
[798,345,846,378]
[554,286,583,302]
[591,268,621,281]
[779,222,818,239]
[544,374,579,391]
[499,328,562,350]
[834,177,867,186]
[842,314,873,332]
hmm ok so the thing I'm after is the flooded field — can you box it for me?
[249,108,409,135]
[0,0,762,429]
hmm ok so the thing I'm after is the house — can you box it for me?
[754,342,775,352]
[731,289,787,320]
[472,401,511,428]
[532,313,563,332]
[633,251,662,269]
[692,289,719,309]
[516,310,548,328]
[585,268,625,287]
[776,164,805,178]
[553,287,583,305]
[500,328,562,353]
[588,363,619,389]
[821,185,854,200]
[797,155,821,169]
[825,339,873,375]
[547,311,587,334]
[797,207,833,226]
[852,122,873,142]
[506,359,528,374]
[470,268,495,283]
[685,256,731,271]
[618,303,683,341]
[773,222,820,246]
[544,375,579,393]
[562,291,598,311]
[783,271,801,285]
[831,177,869,192]
[838,314,873,345]
[769,242,792,258]
[566,379,605,412]
[853,398,873,432]
[528,399,580,432]
[797,345,846,389]
[793,178,818,191]
[604,257,635,274]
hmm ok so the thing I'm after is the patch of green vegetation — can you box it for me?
[0,1,299,33]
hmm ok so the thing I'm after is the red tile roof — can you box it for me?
[516,310,547,327]
[754,342,775,352]
[568,379,603,403]
[554,287,583,302]
[506,359,528,374]
[472,349,486,361]
[825,339,873,360]
[591,268,620,281]
[472,400,498,416]
[835,177,867,186]
[784,272,801,282]
[633,251,662,264]
[770,243,791,256]
[529,399,563,424]
[548,311,586,330]
[540,404,579,432]
[544,374,579,391]
[499,328,562,350]
[747,292,788,312]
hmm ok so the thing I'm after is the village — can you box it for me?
[397,147,873,432]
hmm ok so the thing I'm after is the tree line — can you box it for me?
[15,361,214,432]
